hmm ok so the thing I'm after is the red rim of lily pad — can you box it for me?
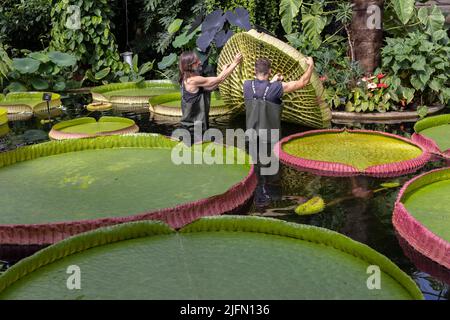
[274,129,430,178]
[393,168,450,269]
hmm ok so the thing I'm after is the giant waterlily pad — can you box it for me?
[49,117,139,140]
[217,29,331,128]
[91,80,179,105]
[393,168,450,269]
[413,114,450,159]
[276,129,430,177]
[0,134,256,244]
[0,216,423,300]
[0,92,61,121]
[149,92,231,118]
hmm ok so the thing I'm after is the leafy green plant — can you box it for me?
[0,0,52,50]
[50,0,127,76]
[381,6,450,106]
[116,55,154,83]
[6,51,79,92]
[384,0,433,37]
[0,44,12,89]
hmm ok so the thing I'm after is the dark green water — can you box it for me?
[0,93,448,300]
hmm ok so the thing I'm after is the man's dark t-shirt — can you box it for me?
[243,79,283,104]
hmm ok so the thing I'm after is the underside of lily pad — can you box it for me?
[0,134,256,245]
[0,92,61,121]
[91,80,179,105]
[275,129,430,177]
[0,216,423,300]
[149,92,231,118]
[412,114,450,159]
[393,168,450,269]
[48,116,139,140]
[217,29,331,129]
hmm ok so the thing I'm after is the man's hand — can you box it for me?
[271,73,284,82]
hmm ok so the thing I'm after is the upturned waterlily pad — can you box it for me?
[0,217,423,300]
[276,129,430,177]
[413,114,450,159]
[49,117,139,140]
[0,134,256,244]
[0,92,61,121]
[393,168,450,269]
[91,80,179,105]
[217,29,330,128]
[149,92,231,117]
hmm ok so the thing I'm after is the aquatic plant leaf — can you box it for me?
[0,216,423,300]
[295,196,325,215]
[277,129,429,177]
[413,114,450,153]
[394,168,450,268]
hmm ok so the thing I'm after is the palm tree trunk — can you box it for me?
[350,0,384,74]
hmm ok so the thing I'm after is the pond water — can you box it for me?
[0,93,448,300]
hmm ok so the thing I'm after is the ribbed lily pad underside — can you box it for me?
[282,131,423,171]
[218,30,330,128]
[0,217,422,300]
[0,148,248,225]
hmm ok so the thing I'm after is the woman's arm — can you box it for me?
[281,57,315,93]
[186,53,242,90]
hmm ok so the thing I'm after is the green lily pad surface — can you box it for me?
[282,131,423,171]
[0,217,423,300]
[0,135,250,225]
[91,81,179,104]
[0,92,61,109]
[401,170,450,243]
[53,117,136,135]
[414,114,450,152]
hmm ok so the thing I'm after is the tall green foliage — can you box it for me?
[0,45,12,89]
[0,0,52,51]
[50,0,126,74]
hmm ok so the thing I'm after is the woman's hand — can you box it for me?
[232,53,243,66]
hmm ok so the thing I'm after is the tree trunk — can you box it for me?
[350,0,384,74]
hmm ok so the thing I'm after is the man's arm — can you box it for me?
[281,57,315,93]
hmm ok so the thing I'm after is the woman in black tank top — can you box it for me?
[178,51,242,137]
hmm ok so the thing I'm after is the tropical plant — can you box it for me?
[0,44,12,89]
[0,0,52,50]
[50,0,127,76]
[115,55,155,83]
[157,7,252,81]
[5,51,79,92]
[381,7,450,107]
[384,0,434,37]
